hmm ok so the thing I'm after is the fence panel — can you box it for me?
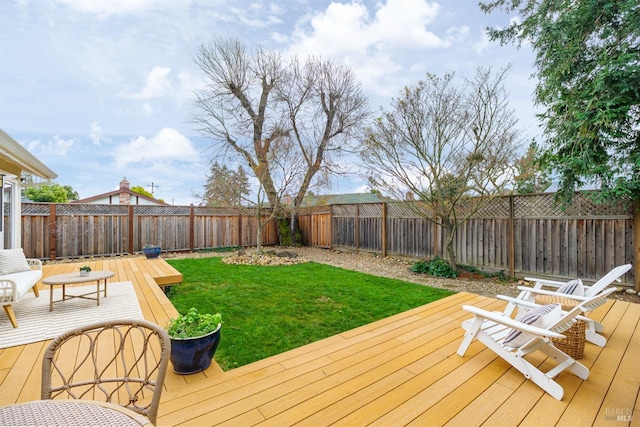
[298,209,331,247]
[18,194,637,286]
[306,193,635,285]
[20,203,278,259]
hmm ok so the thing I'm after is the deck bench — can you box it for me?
[0,249,42,328]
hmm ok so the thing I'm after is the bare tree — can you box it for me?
[360,67,522,270]
[191,37,368,244]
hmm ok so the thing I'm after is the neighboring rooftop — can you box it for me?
[72,177,170,206]
[300,192,389,207]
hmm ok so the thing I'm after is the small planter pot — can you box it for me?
[143,247,161,259]
[80,270,90,277]
[169,324,222,374]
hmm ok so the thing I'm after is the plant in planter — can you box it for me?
[142,244,161,259]
[166,307,222,374]
[79,266,91,277]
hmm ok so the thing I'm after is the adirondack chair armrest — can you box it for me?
[515,286,590,301]
[498,294,593,322]
[461,305,566,339]
[522,277,567,289]
[497,294,541,310]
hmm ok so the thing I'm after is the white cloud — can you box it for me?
[26,136,76,156]
[112,128,200,168]
[473,30,492,55]
[373,0,444,49]
[141,103,154,117]
[125,66,172,100]
[120,66,202,109]
[89,122,109,145]
[175,69,205,106]
[56,0,158,18]
[226,3,284,28]
[287,0,455,98]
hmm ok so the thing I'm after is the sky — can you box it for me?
[1,0,539,205]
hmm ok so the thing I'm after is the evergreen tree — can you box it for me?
[202,162,250,207]
[514,140,552,194]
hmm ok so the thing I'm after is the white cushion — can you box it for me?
[557,279,584,296]
[0,270,42,299]
[0,249,30,275]
[503,304,562,348]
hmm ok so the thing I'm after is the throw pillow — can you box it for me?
[0,249,31,275]
[557,279,584,296]
[503,303,561,348]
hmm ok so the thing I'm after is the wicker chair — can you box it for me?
[41,319,170,425]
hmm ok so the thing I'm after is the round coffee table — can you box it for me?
[0,400,152,426]
[41,270,115,311]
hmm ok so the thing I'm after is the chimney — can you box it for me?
[119,177,131,205]
[119,177,130,190]
[405,191,415,201]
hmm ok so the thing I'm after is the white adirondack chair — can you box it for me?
[457,287,616,400]
[504,264,632,347]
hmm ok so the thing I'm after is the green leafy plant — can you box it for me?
[410,257,457,278]
[166,307,222,339]
[79,266,91,272]
[410,260,429,274]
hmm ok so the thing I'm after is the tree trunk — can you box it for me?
[256,220,263,252]
[290,211,302,246]
[442,218,458,271]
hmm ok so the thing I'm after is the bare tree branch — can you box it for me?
[360,67,523,269]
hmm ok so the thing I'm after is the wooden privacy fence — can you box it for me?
[21,203,278,260]
[298,192,639,289]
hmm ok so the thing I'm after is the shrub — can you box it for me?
[410,257,457,278]
[427,257,457,278]
[410,260,430,274]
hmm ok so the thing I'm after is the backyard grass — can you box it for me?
[166,257,454,371]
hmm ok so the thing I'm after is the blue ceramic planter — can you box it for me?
[169,324,222,374]
[143,247,161,258]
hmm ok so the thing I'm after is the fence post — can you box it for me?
[48,204,57,260]
[355,204,360,253]
[433,212,439,258]
[509,195,515,278]
[381,202,387,257]
[329,206,333,250]
[189,204,195,251]
[128,205,134,254]
[635,200,640,291]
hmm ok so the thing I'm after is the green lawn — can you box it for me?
[166,257,454,371]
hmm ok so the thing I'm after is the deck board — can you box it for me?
[0,257,638,426]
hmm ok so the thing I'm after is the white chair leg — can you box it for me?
[457,317,483,356]
[593,320,604,333]
[585,331,606,347]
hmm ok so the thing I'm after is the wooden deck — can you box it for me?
[1,258,638,426]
